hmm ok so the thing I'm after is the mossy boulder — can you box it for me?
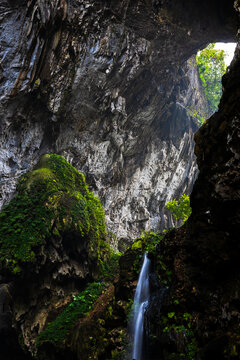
[36,281,128,360]
[0,154,118,358]
[0,154,107,275]
[36,281,105,347]
[36,283,115,359]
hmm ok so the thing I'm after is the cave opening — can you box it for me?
[215,42,237,66]
[0,0,238,243]
[156,39,237,232]
[187,41,237,128]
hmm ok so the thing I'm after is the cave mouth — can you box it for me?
[214,42,237,65]
[186,41,237,128]
[162,40,237,230]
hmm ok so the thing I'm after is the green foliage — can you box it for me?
[131,231,164,272]
[162,311,198,360]
[167,312,176,319]
[156,253,172,286]
[187,107,207,126]
[0,154,106,273]
[98,244,122,282]
[36,282,104,347]
[131,240,143,251]
[131,231,163,254]
[196,43,227,114]
[143,231,164,254]
[166,194,192,224]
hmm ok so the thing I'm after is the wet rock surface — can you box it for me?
[0,0,236,241]
[0,154,109,358]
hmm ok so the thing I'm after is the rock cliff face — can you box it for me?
[0,0,236,241]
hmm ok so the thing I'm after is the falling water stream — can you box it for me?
[131,253,151,360]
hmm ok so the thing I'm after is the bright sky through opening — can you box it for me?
[214,42,237,66]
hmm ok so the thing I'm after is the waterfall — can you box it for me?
[131,253,151,360]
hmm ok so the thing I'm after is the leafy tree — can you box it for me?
[166,194,192,223]
[187,107,208,126]
[196,43,226,114]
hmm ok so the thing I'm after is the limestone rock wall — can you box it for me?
[0,0,236,242]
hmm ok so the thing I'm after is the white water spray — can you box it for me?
[131,253,151,360]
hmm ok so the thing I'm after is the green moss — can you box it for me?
[98,241,122,282]
[131,231,163,254]
[154,256,198,359]
[131,231,164,272]
[131,239,142,251]
[0,154,106,273]
[152,303,199,360]
[36,282,105,347]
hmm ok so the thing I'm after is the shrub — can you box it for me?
[166,194,191,224]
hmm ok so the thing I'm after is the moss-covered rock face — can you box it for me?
[0,154,114,358]
[36,282,123,360]
[0,153,106,274]
[36,281,105,347]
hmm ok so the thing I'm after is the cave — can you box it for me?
[0,0,238,242]
[0,0,240,359]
